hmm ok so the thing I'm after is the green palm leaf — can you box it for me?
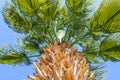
[91,0,120,32]
[12,0,41,15]
[85,52,97,62]
[100,33,120,61]
[66,0,83,11]
[0,52,29,66]
[38,0,59,20]
[3,5,29,33]
[0,45,31,66]
[65,0,91,14]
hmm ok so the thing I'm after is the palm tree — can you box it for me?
[1,0,120,79]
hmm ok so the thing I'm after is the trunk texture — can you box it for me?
[28,42,95,80]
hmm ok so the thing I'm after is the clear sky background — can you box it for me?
[0,0,120,80]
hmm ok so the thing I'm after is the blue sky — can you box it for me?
[0,0,120,80]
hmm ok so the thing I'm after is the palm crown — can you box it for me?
[1,0,120,79]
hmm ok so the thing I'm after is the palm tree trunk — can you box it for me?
[28,42,95,80]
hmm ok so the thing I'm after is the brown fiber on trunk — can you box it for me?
[28,42,95,80]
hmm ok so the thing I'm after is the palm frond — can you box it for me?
[2,4,30,33]
[12,0,41,15]
[91,0,120,32]
[100,33,120,61]
[65,0,93,14]
[85,52,98,62]
[37,0,60,20]
[0,45,31,66]
[0,50,30,66]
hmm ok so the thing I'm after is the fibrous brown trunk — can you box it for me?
[28,42,95,80]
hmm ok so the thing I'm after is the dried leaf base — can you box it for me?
[28,42,95,80]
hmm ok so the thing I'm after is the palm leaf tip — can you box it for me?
[28,42,95,80]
